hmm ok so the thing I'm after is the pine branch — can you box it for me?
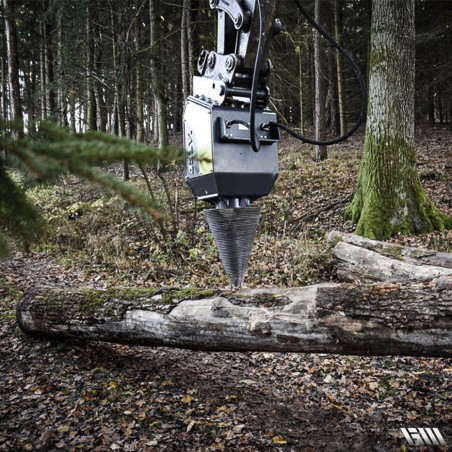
[0,122,180,256]
[70,163,165,221]
[0,166,45,252]
[33,123,182,165]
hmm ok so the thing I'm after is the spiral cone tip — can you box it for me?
[204,207,261,288]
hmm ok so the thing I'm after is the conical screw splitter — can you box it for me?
[204,206,261,288]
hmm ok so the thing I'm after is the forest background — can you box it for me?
[0,0,451,450]
[1,0,451,289]
[2,0,451,140]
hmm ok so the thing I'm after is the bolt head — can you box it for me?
[225,56,235,72]
[208,53,216,68]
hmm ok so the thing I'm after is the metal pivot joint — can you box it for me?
[183,0,281,287]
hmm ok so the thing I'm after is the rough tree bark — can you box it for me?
[345,0,452,239]
[313,0,327,162]
[149,0,169,149]
[16,234,452,358]
[2,0,23,137]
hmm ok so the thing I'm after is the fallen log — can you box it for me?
[328,231,452,269]
[17,277,452,357]
[328,232,452,283]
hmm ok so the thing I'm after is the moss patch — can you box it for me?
[346,134,452,240]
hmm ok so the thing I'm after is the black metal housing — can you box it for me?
[183,96,279,205]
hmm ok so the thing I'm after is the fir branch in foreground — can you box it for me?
[35,123,183,166]
[0,166,45,254]
[70,163,165,221]
[1,122,179,255]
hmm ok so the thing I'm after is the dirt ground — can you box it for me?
[1,126,451,451]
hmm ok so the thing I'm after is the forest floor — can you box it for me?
[1,125,451,451]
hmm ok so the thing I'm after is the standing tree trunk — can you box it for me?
[2,0,23,138]
[39,21,46,121]
[56,11,68,127]
[43,18,55,121]
[334,0,346,135]
[149,0,168,149]
[85,5,97,131]
[110,6,129,179]
[94,57,107,133]
[135,16,145,143]
[297,17,305,134]
[313,0,327,162]
[181,0,190,100]
[1,29,8,123]
[345,0,451,240]
[187,3,194,95]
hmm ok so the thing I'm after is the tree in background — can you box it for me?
[1,0,451,254]
[313,0,327,162]
[149,0,168,149]
[0,123,173,257]
[2,0,23,138]
[346,0,452,239]
[415,0,452,125]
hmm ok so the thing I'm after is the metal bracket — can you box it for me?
[210,0,251,31]
[192,76,227,104]
[197,0,281,106]
[197,51,240,84]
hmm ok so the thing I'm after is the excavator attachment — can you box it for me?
[183,0,281,287]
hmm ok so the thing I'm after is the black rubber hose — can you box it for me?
[267,0,368,146]
[249,0,266,152]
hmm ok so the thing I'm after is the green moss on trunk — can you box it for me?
[345,0,451,240]
[346,135,452,240]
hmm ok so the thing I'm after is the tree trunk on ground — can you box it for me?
[328,231,452,269]
[16,233,452,358]
[345,0,452,239]
[16,278,452,358]
[328,232,452,284]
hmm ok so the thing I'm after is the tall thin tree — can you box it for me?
[2,0,23,138]
[149,0,168,149]
[334,0,346,135]
[313,0,327,161]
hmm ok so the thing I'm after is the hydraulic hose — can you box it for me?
[248,0,367,148]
